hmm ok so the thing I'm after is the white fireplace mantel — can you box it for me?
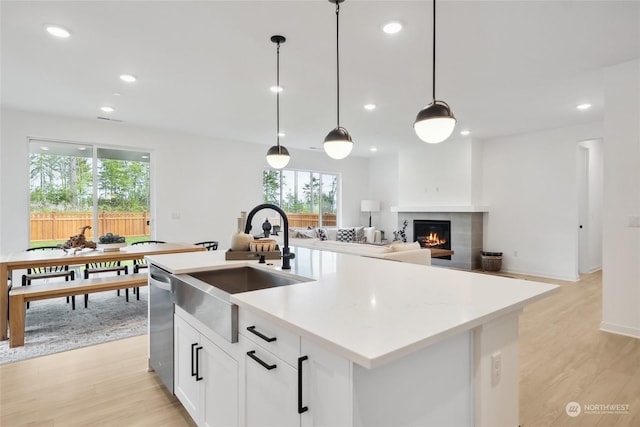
[390,206,490,213]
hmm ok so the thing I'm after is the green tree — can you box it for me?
[302,175,321,213]
[262,170,280,205]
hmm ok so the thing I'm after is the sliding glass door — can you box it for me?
[28,139,150,247]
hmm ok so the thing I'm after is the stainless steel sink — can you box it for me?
[171,266,310,342]
[189,266,306,294]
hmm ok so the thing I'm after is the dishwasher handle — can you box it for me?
[149,270,172,292]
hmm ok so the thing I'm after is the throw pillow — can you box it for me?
[336,227,355,242]
[354,226,365,243]
[317,228,328,241]
[301,228,317,239]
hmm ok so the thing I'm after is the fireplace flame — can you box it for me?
[423,232,446,247]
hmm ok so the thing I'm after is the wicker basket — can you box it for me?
[481,251,503,272]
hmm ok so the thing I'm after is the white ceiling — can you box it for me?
[2,1,639,158]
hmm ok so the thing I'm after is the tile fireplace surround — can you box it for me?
[396,210,485,270]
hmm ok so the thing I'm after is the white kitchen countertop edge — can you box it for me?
[231,287,557,369]
[147,249,559,370]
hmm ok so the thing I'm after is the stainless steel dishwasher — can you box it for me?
[149,264,177,393]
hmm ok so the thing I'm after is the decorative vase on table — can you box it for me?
[230,217,253,251]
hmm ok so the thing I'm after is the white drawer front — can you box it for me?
[239,309,300,367]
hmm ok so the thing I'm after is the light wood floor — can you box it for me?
[1,271,638,426]
[0,335,195,426]
[518,270,640,427]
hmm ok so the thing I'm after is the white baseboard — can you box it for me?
[600,322,640,339]
[500,267,579,282]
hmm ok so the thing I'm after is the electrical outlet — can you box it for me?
[513,250,518,257]
[491,352,502,386]
[171,212,181,220]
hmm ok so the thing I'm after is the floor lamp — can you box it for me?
[361,200,380,227]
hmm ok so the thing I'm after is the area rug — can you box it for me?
[0,287,148,365]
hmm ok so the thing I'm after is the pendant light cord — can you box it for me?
[432,0,436,102]
[276,40,281,153]
[335,1,341,127]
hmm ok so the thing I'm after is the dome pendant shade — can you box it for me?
[266,145,290,169]
[414,100,457,144]
[414,0,456,144]
[265,34,290,169]
[323,126,353,160]
[324,0,353,160]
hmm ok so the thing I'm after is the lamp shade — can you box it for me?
[323,126,353,160]
[361,199,380,213]
[266,145,290,169]
[414,100,456,144]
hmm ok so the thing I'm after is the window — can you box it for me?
[28,139,150,247]
[263,169,338,228]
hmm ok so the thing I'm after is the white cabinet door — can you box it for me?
[201,335,239,427]
[174,314,202,423]
[245,345,299,427]
[175,313,240,427]
[301,338,352,427]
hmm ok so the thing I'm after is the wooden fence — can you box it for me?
[278,213,337,228]
[30,211,335,242]
[30,212,150,242]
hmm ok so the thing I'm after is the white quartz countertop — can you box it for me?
[147,247,558,369]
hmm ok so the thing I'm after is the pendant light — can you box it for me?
[324,0,353,160]
[414,0,456,144]
[266,35,291,169]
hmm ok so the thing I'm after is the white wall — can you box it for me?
[481,122,602,281]
[365,153,399,238]
[398,138,477,207]
[0,109,369,253]
[601,59,640,339]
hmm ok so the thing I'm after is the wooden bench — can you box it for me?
[8,273,148,348]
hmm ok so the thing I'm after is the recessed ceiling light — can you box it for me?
[278,132,286,137]
[382,21,403,34]
[112,92,121,96]
[120,74,137,83]
[370,147,378,152]
[576,103,592,110]
[270,85,283,93]
[364,104,376,111]
[460,130,471,136]
[46,25,71,38]
[100,106,115,113]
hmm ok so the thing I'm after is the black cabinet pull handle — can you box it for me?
[298,355,309,414]
[246,325,277,342]
[191,343,198,377]
[195,346,204,381]
[247,350,277,370]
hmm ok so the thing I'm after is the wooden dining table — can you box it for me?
[0,242,205,341]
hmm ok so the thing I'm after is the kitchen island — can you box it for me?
[148,246,557,427]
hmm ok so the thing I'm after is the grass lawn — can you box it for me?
[30,236,150,248]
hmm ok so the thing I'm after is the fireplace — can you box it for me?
[398,211,484,270]
[414,220,452,260]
